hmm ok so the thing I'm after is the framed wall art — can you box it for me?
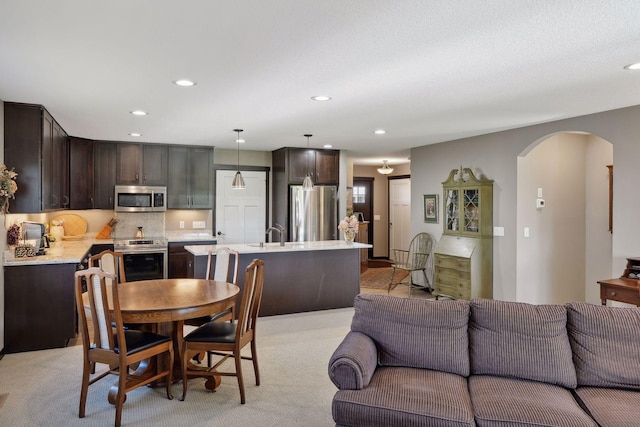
[423,194,438,223]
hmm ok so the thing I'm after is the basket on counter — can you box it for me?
[14,245,36,258]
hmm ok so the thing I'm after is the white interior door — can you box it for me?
[215,170,267,244]
[389,178,411,260]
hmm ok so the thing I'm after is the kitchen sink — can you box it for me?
[246,242,305,248]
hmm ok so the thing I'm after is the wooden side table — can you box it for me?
[597,278,640,306]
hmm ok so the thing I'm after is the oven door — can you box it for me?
[121,249,168,281]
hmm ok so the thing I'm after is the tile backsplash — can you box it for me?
[113,212,165,239]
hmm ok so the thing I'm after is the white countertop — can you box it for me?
[184,240,371,256]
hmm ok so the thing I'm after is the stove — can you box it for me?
[113,237,168,251]
[113,237,168,280]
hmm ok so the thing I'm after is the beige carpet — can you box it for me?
[360,266,408,290]
[0,308,355,426]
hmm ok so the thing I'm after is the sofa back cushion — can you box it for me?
[566,302,640,389]
[469,298,577,388]
[350,294,470,376]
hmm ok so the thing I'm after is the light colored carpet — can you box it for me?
[0,307,355,426]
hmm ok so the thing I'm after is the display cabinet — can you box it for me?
[442,167,493,237]
[434,167,493,300]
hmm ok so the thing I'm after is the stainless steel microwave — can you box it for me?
[114,185,167,212]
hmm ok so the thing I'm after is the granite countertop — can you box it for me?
[184,240,371,256]
[3,231,217,266]
[4,234,108,266]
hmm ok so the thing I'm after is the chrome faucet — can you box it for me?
[266,223,286,246]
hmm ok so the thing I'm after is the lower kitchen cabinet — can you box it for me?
[168,241,216,278]
[4,263,77,353]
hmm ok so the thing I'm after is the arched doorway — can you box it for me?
[516,132,612,305]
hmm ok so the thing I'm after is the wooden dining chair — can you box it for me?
[90,250,126,285]
[185,247,240,327]
[180,258,265,403]
[75,267,174,427]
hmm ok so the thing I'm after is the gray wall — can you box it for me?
[411,105,640,302]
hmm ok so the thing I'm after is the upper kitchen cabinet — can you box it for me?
[273,147,339,185]
[167,146,213,209]
[4,102,70,212]
[93,142,117,209]
[69,137,94,209]
[116,143,168,186]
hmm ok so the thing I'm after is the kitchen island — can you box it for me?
[185,240,370,316]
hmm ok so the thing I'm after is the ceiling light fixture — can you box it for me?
[377,160,394,175]
[129,133,141,137]
[323,144,333,148]
[374,129,386,135]
[624,62,640,70]
[130,110,148,116]
[232,129,246,189]
[303,134,314,191]
[311,95,332,101]
[173,79,196,86]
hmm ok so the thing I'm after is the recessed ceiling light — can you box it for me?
[624,62,640,70]
[129,133,141,137]
[374,129,386,135]
[130,110,148,116]
[311,95,332,101]
[323,144,333,148]
[174,79,196,87]
[236,138,245,143]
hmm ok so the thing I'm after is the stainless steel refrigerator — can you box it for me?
[290,185,338,242]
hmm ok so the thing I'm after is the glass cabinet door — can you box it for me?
[445,189,459,231]
[463,188,479,233]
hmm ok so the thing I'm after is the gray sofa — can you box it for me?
[328,294,640,427]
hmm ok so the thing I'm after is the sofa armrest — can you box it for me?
[328,331,378,390]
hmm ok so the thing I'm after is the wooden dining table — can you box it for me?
[83,278,239,403]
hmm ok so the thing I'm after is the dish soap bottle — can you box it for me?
[135,226,144,239]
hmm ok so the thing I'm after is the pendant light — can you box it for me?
[302,134,314,191]
[232,129,246,189]
[377,160,394,175]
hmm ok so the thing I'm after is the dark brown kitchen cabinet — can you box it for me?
[275,147,339,185]
[69,137,94,209]
[4,263,77,353]
[167,146,213,209]
[116,143,168,186]
[4,102,69,212]
[168,240,216,278]
[93,142,117,209]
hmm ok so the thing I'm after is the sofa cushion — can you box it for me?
[469,375,597,427]
[469,298,577,388]
[350,294,470,376]
[333,367,475,427]
[566,302,640,389]
[574,386,640,427]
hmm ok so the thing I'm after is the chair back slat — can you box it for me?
[206,247,240,284]
[90,250,126,286]
[408,232,435,269]
[237,259,265,338]
[76,268,118,351]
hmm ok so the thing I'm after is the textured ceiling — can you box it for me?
[1,1,639,166]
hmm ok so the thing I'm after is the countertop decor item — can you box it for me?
[51,213,88,239]
[0,164,18,215]
[338,215,359,243]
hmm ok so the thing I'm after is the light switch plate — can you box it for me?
[493,226,504,237]
[374,215,381,221]
[179,221,185,229]
[192,221,206,229]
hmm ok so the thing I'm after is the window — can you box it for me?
[353,186,366,204]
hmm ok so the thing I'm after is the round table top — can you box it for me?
[87,278,240,324]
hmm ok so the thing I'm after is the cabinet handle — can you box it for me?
[63,196,69,207]
[135,173,139,180]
